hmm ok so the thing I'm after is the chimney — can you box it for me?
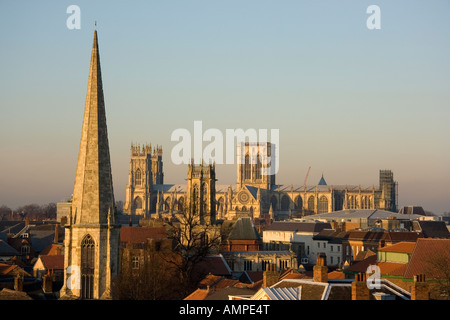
[14,274,24,292]
[53,223,59,244]
[313,253,328,283]
[352,273,370,300]
[411,274,429,300]
[42,273,53,293]
[263,264,279,288]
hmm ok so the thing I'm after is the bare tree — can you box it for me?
[165,209,222,297]
[424,250,450,300]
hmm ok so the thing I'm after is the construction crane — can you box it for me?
[303,166,311,187]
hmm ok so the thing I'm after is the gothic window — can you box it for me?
[135,168,142,186]
[21,245,30,255]
[255,154,262,180]
[178,197,184,212]
[193,184,199,215]
[244,260,252,271]
[270,196,277,211]
[318,196,328,214]
[307,196,315,212]
[244,154,251,180]
[295,196,303,210]
[134,196,142,209]
[281,195,290,211]
[242,206,247,212]
[81,234,95,300]
[202,183,208,213]
[165,197,171,211]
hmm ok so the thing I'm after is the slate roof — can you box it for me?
[413,221,450,238]
[0,239,19,256]
[264,221,332,233]
[304,209,424,221]
[227,217,261,241]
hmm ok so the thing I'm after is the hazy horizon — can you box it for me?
[1,1,449,214]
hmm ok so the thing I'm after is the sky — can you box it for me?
[0,1,449,214]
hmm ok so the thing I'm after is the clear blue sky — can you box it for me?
[1,1,449,214]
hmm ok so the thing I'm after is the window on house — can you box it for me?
[331,245,334,252]
[318,242,320,248]
[307,246,310,255]
[244,260,252,271]
[21,245,30,255]
[132,256,140,269]
[323,242,326,249]
[330,256,334,265]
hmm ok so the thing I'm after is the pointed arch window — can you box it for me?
[135,168,142,186]
[81,234,95,299]
[255,154,262,180]
[307,196,315,212]
[244,154,251,180]
[318,196,329,214]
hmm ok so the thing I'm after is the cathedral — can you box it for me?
[123,142,398,222]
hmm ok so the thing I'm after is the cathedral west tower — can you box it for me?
[61,28,120,300]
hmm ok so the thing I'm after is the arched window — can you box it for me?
[178,197,184,212]
[307,196,315,212]
[270,196,277,211]
[281,195,290,211]
[165,197,171,211]
[192,184,199,215]
[295,196,303,210]
[318,196,328,214]
[255,154,262,180]
[81,234,95,299]
[135,168,142,186]
[134,197,142,209]
[244,154,251,180]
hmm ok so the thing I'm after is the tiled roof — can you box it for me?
[378,241,416,253]
[328,271,346,279]
[120,226,167,243]
[377,262,407,276]
[0,263,17,276]
[183,289,210,300]
[0,288,33,300]
[39,255,64,270]
[345,255,377,274]
[403,238,450,279]
[40,243,63,255]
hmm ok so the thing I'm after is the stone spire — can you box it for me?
[71,29,115,225]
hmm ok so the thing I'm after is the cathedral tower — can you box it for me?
[185,161,217,225]
[61,28,120,300]
[123,143,164,216]
[236,142,276,190]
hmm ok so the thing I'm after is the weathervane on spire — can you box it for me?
[95,21,97,30]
